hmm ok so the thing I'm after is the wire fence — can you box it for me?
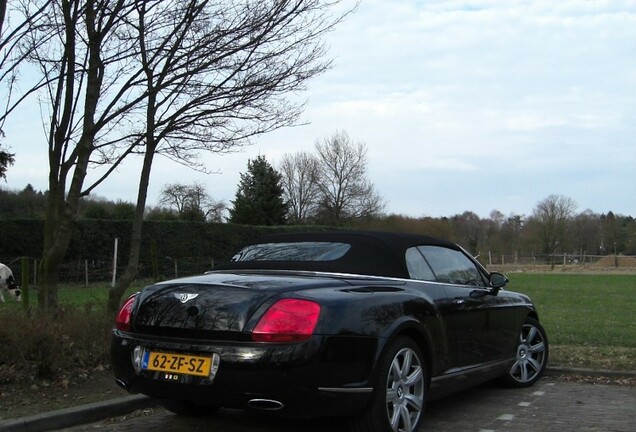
[0,256,226,287]
[2,252,635,288]
[483,252,636,270]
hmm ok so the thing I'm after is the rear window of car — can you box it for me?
[231,242,351,262]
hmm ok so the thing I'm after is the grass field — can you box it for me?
[506,272,636,370]
[508,273,635,347]
[18,280,148,309]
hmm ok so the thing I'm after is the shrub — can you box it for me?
[0,306,112,383]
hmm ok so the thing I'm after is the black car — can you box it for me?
[112,231,548,432]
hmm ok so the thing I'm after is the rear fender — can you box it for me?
[370,317,441,387]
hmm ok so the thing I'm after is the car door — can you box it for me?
[415,245,514,369]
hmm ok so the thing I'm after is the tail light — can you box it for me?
[252,299,321,343]
[115,294,138,332]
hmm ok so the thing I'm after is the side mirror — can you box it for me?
[489,272,509,290]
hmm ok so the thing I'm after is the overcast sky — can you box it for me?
[3,0,635,218]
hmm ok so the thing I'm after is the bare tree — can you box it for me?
[600,211,623,257]
[279,151,320,223]
[1,1,48,181]
[451,211,485,255]
[159,182,225,222]
[159,183,192,214]
[107,0,346,312]
[313,130,385,225]
[0,0,5,33]
[530,194,577,269]
[18,0,142,309]
[185,183,226,223]
[501,213,525,261]
[1,1,53,139]
[3,0,347,310]
[571,209,601,257]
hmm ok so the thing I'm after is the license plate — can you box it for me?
[142,351,212,377]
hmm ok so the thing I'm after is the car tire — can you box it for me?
[161,399,220,416]
[504,316,549,388]
[350,336,427,432]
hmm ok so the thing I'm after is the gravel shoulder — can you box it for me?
[0,367,127,420]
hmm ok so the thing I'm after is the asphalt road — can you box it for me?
[59,377,635,432]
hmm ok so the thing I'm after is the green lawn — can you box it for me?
[17,281,149,309]
[506,272,636,370]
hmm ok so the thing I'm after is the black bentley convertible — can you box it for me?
[112,231,548,432]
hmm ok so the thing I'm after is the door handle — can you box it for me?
[453,298,465,306]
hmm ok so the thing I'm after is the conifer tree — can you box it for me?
[229,156,288,225]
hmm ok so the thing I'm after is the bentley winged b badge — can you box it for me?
[175,293,199,303]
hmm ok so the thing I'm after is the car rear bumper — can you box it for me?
[111,329,379,418]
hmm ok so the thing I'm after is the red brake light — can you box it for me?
[252,299,321,343]
[115,294,137,332]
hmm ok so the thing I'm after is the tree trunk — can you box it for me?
[107,76,157,314]
[0,0,7,39]
[106,145,155,313]
[38,0,104,310]
[38,218,71,310]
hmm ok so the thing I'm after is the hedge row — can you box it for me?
[0,219,322,266]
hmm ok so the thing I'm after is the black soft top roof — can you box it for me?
[217,230,461,279]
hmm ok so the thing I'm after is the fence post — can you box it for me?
[614,242,618,268]
[21,257,29,309]
[112,238,119,288]
[85,259,89,287]
[151,240,159,281]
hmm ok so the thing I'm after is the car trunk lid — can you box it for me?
[131,271,347,339]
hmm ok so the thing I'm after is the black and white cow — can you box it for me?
[0,263,21,302]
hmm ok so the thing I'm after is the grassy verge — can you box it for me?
[507,273,636,371]
[549,345,636,371]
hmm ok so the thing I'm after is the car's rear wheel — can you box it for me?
[350,336,426,432]
[505,316,548,387]
[161,399,220,416]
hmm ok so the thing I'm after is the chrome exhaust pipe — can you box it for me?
[247,398,285,411]
[115,378,130,391]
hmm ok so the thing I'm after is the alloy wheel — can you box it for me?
[509,321,547,384]
[385,347,425,432]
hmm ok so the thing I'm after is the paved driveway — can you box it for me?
[62,377,635,432]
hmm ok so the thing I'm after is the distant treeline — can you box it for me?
[1,185,634,263]
[354,211,636,259]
